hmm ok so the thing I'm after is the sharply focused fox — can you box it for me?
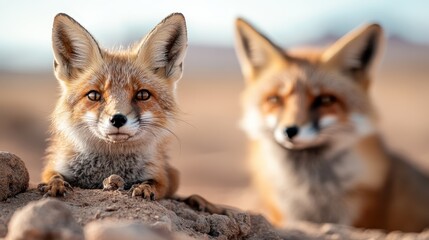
[38,13,188,200]
[38,13,245,222]
[235,19,429,232]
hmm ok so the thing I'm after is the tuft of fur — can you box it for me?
[235,18,429,232]
[41,13,187,200]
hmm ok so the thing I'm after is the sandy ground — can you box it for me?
[2,188,429,239]
[0,189,263,239]
[0,41,429,219]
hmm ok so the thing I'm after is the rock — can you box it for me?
[84,220,178,240]
[0,152,29,201]
[5,199,84,240]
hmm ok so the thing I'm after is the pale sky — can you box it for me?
[0,0,428,71]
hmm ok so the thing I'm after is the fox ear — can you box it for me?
[136,13,188,83]
[52,13,103,82]
[321,23,383,76]
[235,18,286,82]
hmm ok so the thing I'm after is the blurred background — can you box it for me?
[1,0,429,214]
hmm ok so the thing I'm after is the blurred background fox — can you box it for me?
[234,18,429,232]
[1,0,429,233]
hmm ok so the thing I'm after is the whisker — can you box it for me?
[139,124,157,138]
[139,121,182,153]
[140,116,196,129]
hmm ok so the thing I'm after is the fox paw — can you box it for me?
[38,176,73,197]
[129,183,156,200]
[102,174,125,191]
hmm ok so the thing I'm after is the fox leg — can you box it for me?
[166,165,179,197]
[38,167,73,197]
[129,178,170,200]
[130,180,158,200]
[130,164,179,200]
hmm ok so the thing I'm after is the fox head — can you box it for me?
[51,13,187,150]
[235,19,383,154]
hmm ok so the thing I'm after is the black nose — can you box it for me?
[284,125,299,139]
[110,114,127,128]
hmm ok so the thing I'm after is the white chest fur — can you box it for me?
[258,139,384,225]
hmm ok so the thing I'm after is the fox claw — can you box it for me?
[38,176,73,197]
[129,183,156,200]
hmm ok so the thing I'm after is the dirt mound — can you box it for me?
[0,188,281,239]
[2,188,429,239]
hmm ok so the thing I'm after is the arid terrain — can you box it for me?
[1,40,429,226]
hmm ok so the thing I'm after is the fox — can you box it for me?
[38,13,245,221]
[234,18,429,232]
[37,13,188,200]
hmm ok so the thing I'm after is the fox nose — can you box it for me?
[284,125,299,139]
[110,113,127,128]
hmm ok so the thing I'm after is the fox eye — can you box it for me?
[266,95,281,105]
[135,89,151,101]
[87,90,101,101]
[313,94,336,108]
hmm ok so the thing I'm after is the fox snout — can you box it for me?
[101,112,137,143]
[274,121,319,149]
[273,115,337,150]
[110,113,128,128]
[284,125,299,139]
[95,108,142,141]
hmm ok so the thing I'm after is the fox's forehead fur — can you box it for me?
[245,53,373,115]
[50,13,187,151]
[64,51,176,111]
[235,18,382,119]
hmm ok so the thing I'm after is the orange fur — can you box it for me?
[40,13,188,200]
[235,18,429,232]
